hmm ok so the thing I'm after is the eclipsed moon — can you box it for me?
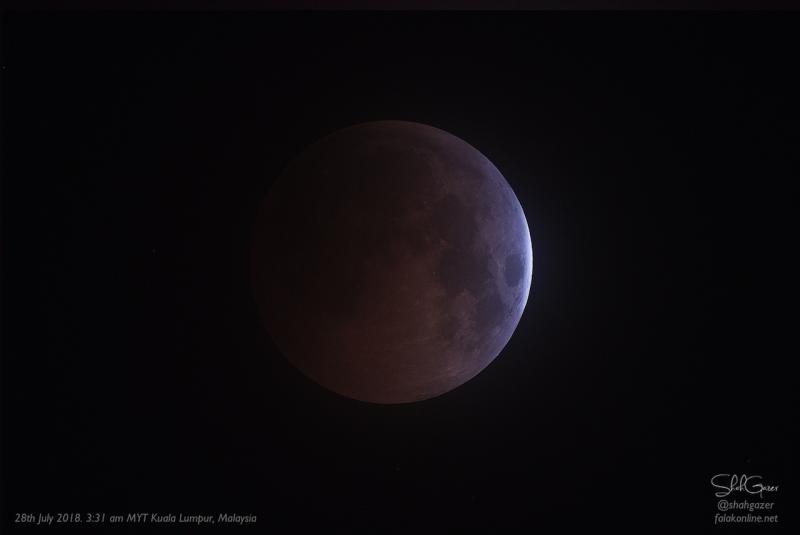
[251,121,533,404]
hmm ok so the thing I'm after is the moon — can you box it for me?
[251,121,533,404]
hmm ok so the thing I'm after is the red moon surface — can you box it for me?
[251,121,533,404]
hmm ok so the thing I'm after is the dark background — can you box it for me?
[2,11,796,533]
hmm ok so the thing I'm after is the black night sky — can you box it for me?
[2,10,796,533]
